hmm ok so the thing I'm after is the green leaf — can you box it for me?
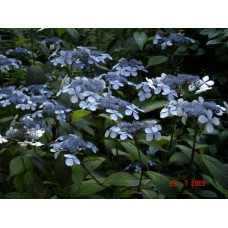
[9,156,33,178]
[201,154,228,189]
[24,171,44,198]
[139,139,167,152]
[147,56,168,67]
[183,190,198,199]
[133,32,147,50]
[13,174,24,192]
[25,152,46,173]
[174,46,188,56]
[169,152,189,165]
[147,171,183,198]
[66,28,79,40]
[97,113,113,120]
[75,179,105,197]
[55,28,66,36]
[104,172,139,187]
[141,189,159,199]
[5,191,22,199]
[0,116,14,123]
[177,144,204,169]
[83,157,106,171]
[111,149,135,162]
[201,174,228,198]
[206,39,221,45]
[195,189,218,198]
[74,119,95,136]
[121,141,148,167]
[72,110,91,123]
[140,100,168,113]
[71,165,85,184]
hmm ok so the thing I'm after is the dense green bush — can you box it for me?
[0,28,227,199]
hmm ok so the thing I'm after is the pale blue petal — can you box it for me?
[198,115,208,124]
[211,117,220,125]
[206,122,214,133]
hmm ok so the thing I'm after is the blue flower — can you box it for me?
[64,154,80,166]
[136,82,153,101]
[125,104,142,120]
[6,47,36,58]
[106,109,123,121]
[113,58,147,77]
[153,33,195,50]
[105,126,121,138]
[144,121,162,141]
[198,110,220,133]
[0,54,22,71]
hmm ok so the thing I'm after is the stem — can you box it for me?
[81,163,110,189]
[186,119,198,180]
[56,120,60,137]
[134,137,143,192]
[68,64,73,80]
[19,148,27,172]
[169,118,176,150]
[114,138,119,156]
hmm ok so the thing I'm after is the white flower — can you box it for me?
[27,129,45,140]
[106,109,123,121]
[68,86,85,103]
[201,76,214,87]
[154,84,171,95]
[87,142,98,153]
[18,141,44,147]
[110,80,124,90]
[188,84,196,91]
[144,121,162,141]
[105,126,121,138]
[145,77,156,90]
[119,132,133,140]
[125,104,140,120]
[195,76,214,94]
[79,100,99,111]
[198,110,220,133]
[195,84,212,94]
[0,135,7,144]
[223,101,228,115]
[64,154,80,166]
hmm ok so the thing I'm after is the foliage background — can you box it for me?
[0,28,227,199]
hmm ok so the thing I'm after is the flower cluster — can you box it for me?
[144,73,215,102]
[60,76,105,105]
[105,120,162,141]
[153,33,195,50]
[160,97,224,132]
[100,72,129,90]
[163,74,200,90]
[50,134,97,166]
[3,115,46,147]
[0,54,22,71]
[6,47,36,58]
[41,101,72,122]
[98,95,142,120]
[188,76,214,94]
[0,85,54,112]
[51,46,112,69]
[113,58,147,77]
